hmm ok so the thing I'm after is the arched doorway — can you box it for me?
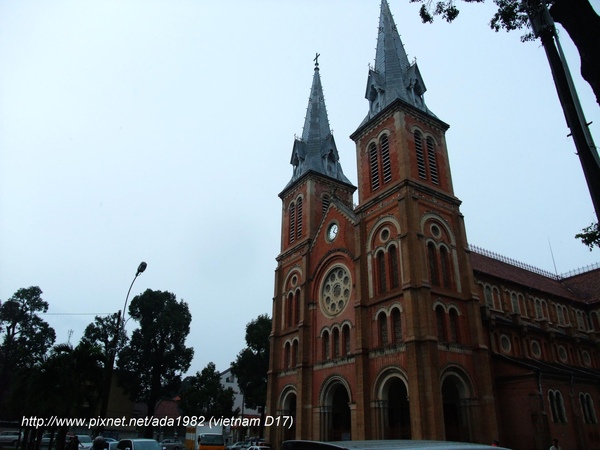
[387,379,410,439]
[281,391,297,441]
[441,374,471,442]
[330,384,351,441]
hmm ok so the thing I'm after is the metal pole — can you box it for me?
[527,0,600,220]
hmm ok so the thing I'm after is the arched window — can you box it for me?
[414,130,426,179]
[440,246,451,288]
[511,293,520,314]
[289,202,296,244]
[426,136,439,184]
[378,312,388,346]
[392,308,402,343]
[296,197,303,239]
[428,242,439,286]
[380,134,392,184]
[549,390,567,423]
[449,309,459,343]
[333,328,340,358]
[484,286,493,308]
[369,142,380,191]
[292,340,299,367]
[377,251,387,293]
[389,245,399,289]
[294,291,300,325]
[284,342,291,369]
[436,306,446,342]
[286,293,294,328]
[580,393,598,424]
[535,299,543,319]
[322,331,330,361]
[342,325,350,356]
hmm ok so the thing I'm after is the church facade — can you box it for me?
[266,2,600,449]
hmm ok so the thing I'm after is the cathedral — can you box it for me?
[266,2,600,449]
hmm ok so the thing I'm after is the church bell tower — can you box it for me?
[267,1,498,444]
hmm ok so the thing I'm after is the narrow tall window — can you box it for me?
[440,246,451,288]
[333,328,340,358]
[535,299,543,319]
[484,286,493,308]
[377,251,387,293]
[428,242,439,286]
[323,331,330,360]
[426,137,439,184]
[378,312,388,346]
[380,134,392,184]
[294,291,300,324]
[392,309,402,343]
[415,131,426,179]
[342,325,350,356]
[449,309,459,343]
[436,306,446,342]
[511,293,520,314]
[289,202,296,244]
[389,245,399,289]
[369,143,380,191]
[286,293,294,328]
[296,197,303,239]
[292,340,298,367]
[285,343,291,369]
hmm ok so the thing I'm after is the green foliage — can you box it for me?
[0,286,56,369]
[81,312,127,361]
[231,314,271,411]
[575,222,600,250]
[179,362,238,418]
[116,289,194,436]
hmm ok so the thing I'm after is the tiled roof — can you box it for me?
[470,250,600,303]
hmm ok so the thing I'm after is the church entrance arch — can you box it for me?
[320,378,352,441]
[441,371,472,442]
[374,370,411,439]
[280,388,297,441]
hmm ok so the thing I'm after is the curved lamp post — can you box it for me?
[98,261,147,435]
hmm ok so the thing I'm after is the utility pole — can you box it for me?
[526,0,600,220]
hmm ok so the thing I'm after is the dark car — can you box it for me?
[160,440,183,450]
[281,441,511,450]
[0,432,22,447]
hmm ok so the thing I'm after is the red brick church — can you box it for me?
[266,2,600,449]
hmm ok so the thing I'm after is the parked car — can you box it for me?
[281,441,511,450]
[160,440,183,450]
[0,431,22,447]
[227,443,245,450]
[117,439,163,450]
[71,435,94,450]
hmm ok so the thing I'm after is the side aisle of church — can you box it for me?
[266,2,600,450]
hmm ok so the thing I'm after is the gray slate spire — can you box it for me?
[364,0,435,121]
[285,56,353,189]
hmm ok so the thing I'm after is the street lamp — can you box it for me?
[97,261,147,435]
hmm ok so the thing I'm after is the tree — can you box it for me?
[0,286,56,415]
[410,0,600,107]
[116,289,194,438]
[179,362,238,418]
[231,314,271,437]
[575,222,600,250]
[82,312,127,361]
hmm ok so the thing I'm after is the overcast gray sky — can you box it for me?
[1,0,599,376]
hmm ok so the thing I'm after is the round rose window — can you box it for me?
[321,266,351,316]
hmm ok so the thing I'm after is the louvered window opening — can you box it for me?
[369,143,380,191]
[296,198,303,239]
[415,131,426,179]
[381,134,392,184]
[427,137,439,184]
[289,203,296,244]
[322,195,330,215]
